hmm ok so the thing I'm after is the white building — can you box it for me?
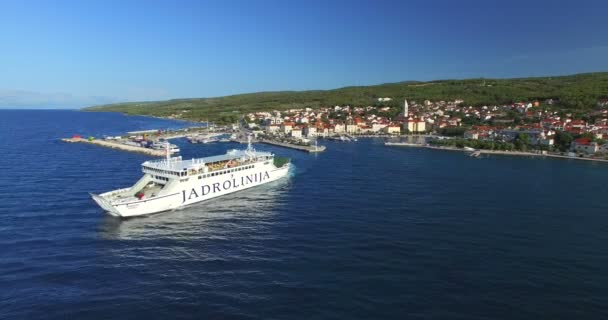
[290,128,302,138]
[346,124,358,134]
[384,124,401,135]
[281,122,294,134]
[303,126,317,137]
[265,124,280,134]
[372,123,388,132]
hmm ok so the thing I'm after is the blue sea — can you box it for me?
[1,109,608,319]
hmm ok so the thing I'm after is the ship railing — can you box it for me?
[100,187,132,197]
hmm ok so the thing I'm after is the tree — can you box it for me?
[513,133,530,151]
[554,131,574,152]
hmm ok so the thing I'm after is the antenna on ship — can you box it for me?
[247,134,254,153]
[165,141,170,161]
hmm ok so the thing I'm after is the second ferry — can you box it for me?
[91,137,290,217]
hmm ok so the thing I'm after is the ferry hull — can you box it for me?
[92,164,290,218]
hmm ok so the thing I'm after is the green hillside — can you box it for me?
[84,72,608,124]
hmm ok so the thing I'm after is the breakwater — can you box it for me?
[259,139,326,153]
[61,138,166,156]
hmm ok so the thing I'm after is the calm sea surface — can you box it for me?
[1,110,608,319]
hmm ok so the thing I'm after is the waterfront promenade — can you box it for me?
[385,142,608,163]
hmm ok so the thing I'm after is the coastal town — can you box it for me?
[239,97,608,159]
[63,95,608,162]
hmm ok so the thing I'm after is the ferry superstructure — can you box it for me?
[91,138,290,217]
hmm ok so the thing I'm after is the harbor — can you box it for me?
[61,125,327,156]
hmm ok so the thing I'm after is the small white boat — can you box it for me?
[200,138,218,144]
[151,141,180,153]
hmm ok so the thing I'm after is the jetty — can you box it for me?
[259,139,326,153]
[61,137,166,156]
[384,142,424,147]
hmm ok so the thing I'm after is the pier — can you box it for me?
[384,142,424,147]
[259,139,326,153]
[61,138,166,156]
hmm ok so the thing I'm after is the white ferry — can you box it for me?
[91,138,290,217]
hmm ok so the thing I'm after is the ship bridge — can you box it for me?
[141,149,274,180]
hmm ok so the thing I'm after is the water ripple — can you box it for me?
[2,110,608,319]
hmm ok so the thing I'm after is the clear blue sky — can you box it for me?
[1,0,607,108]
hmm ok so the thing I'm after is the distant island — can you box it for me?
[84,72,608,124]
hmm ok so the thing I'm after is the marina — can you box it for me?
[62,125,328,156]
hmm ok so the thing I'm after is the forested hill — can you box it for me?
[84,72,608,123]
